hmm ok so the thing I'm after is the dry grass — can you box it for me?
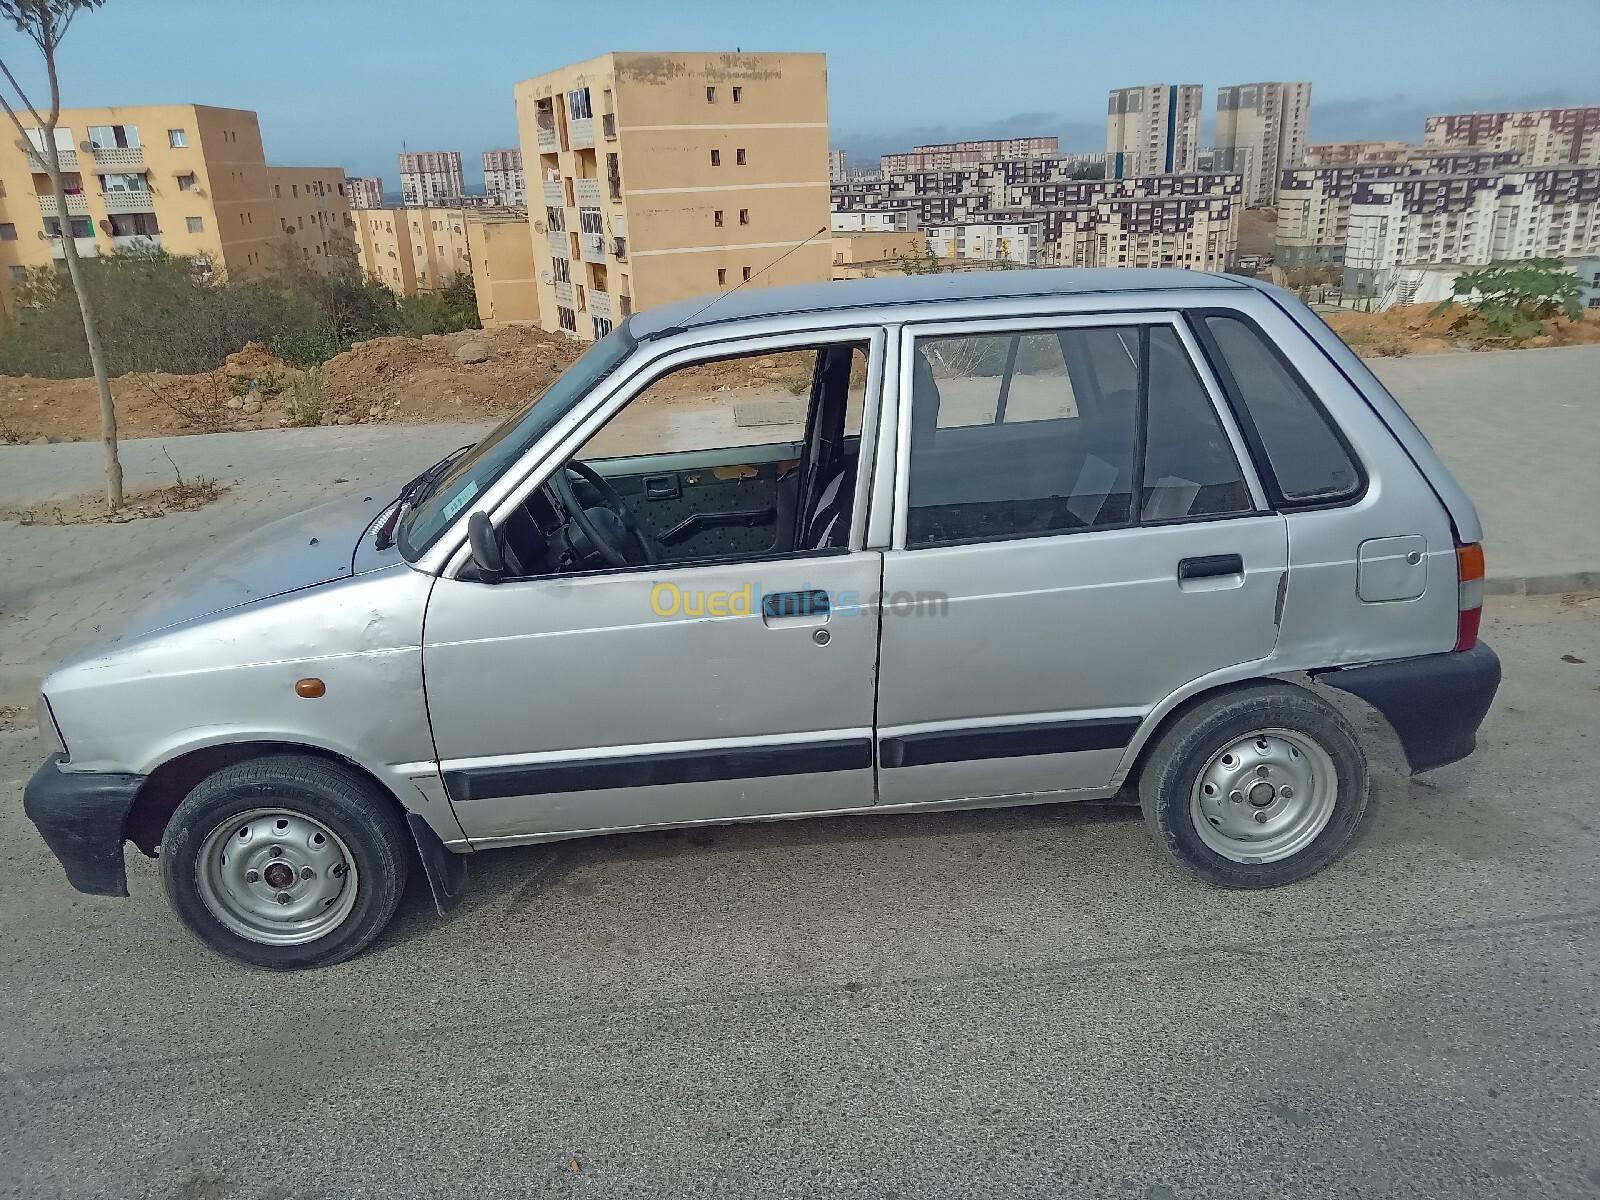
[2,476,228,526]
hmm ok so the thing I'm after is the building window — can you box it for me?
[292,184,299,197]
[706,86,716,103]
[717,267,727,285]
[273,184,281,198]
[0,222,15,241]
[188,216,204,232]
[710,149,720,167]
[178,173,197,192]
[714,209,723,227]
[732,86,743,103]
[736,148,747,165]
[168,128,187,148]
[280,217,289,232]
[739,208,749,225]
[10,264,27,282]
[742,266,752,281]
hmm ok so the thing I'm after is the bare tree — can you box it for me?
[0,1,121,506]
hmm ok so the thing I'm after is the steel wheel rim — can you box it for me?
[1190,727,1338,864]
[195,807,359,945]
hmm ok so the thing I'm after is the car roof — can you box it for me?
[628,267,1247,339]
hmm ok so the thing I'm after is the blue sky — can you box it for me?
[6,0,1596,189]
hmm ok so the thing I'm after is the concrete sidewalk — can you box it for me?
[1,345,1596,703]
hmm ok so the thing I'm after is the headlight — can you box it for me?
[38,695,67,756]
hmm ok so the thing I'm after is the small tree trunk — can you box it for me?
[48,149,122,508]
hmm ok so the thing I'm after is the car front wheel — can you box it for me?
[1137,683,1369,888]
[160,754,409,969]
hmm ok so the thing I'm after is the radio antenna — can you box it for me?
[670,224,831,329]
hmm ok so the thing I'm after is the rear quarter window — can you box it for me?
[1202,315,1362,506]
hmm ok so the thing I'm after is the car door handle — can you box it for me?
[761,589,831,625]
[1178,553,1244,582]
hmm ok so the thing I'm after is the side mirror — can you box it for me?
[466,511,505,580]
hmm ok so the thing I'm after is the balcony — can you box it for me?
[574,177,601,206]
[580,232,606,264]
[112,233,162,253]
[37,192,89,216]
[537,125,558,152]
[589,289,612,320]
[102,189,156,214]
[49,236,100,259]
[553,280,574,306]
[541,178,565,206]
[570,117,595,149]
[547,230,569,258]
[26,147,77,171]
[602,113,617,141]
[90,145,145,169]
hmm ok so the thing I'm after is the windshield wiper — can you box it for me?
[374,444,473,550]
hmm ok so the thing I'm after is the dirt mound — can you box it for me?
[318,326,584,426]
[1324,305,1600,357]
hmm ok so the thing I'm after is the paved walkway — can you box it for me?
[1,346,1596,702]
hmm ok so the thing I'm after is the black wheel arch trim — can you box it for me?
[1315,642,1500,774]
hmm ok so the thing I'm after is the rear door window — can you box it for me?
[1201,315,1362,506]
[904,323,1254,548]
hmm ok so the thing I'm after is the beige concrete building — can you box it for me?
[346,176,384,209]
[482,149,525,207]
[1304,141,1412,167]
[880,137,1058,174]
[0,103,350,312]
[267,167,355,272]
[1423,107,1600,166]
[353,205,473,295]
[830,228,921,278]
[399,150,465,206]
[1107,85,1202,178]
[466,208,541,323]
[1214,82,1311,207]
[515,51,830,341]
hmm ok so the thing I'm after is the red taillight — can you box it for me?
[1455,542,1484,652]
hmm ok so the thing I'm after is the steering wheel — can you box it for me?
[546,459,659,568]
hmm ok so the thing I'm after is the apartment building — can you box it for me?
[353,205,472,294]
[1277,152,1526,268]
[1214,82,1311,207]
[0,104,353,311]
[829,149,848,183]
[268,167,355,270]
[1343,166,1600,293]
[1106,84,1203,178]
[880,136,1059,174]
[398,150,465,206]
[925,216,1044,265]
[1089,196,1235,270]
[346,176,384,209]
[465,208,541,323]
[1423,106,1600,166]
[1304,140,1412,167]
[515,51,830,341]
[831,208,914,232]
[482,149,526,207]
[831,228,923,278]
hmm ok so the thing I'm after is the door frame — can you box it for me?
[437,324,889,581]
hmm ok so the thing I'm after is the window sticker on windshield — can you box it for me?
[440,480,478,521]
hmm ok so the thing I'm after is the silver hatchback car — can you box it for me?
[25,270,1500,968]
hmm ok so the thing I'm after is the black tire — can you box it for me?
[160,754,409,969]
[1138,683,1368,888]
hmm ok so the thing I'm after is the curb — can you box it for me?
[1485,572,1600,598]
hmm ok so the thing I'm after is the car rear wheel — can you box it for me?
[160,754,409,969]
[1138,684,1368,888]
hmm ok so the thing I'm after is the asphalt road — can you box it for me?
[2,594,1597,1199]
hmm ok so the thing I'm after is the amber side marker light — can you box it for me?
[295,678,327,698]
[1455,543,1485,653]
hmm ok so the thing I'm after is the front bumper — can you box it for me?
[23,754,146,896]
[1318,642,1502,774]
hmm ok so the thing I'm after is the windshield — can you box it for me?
[397,322,638,559]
